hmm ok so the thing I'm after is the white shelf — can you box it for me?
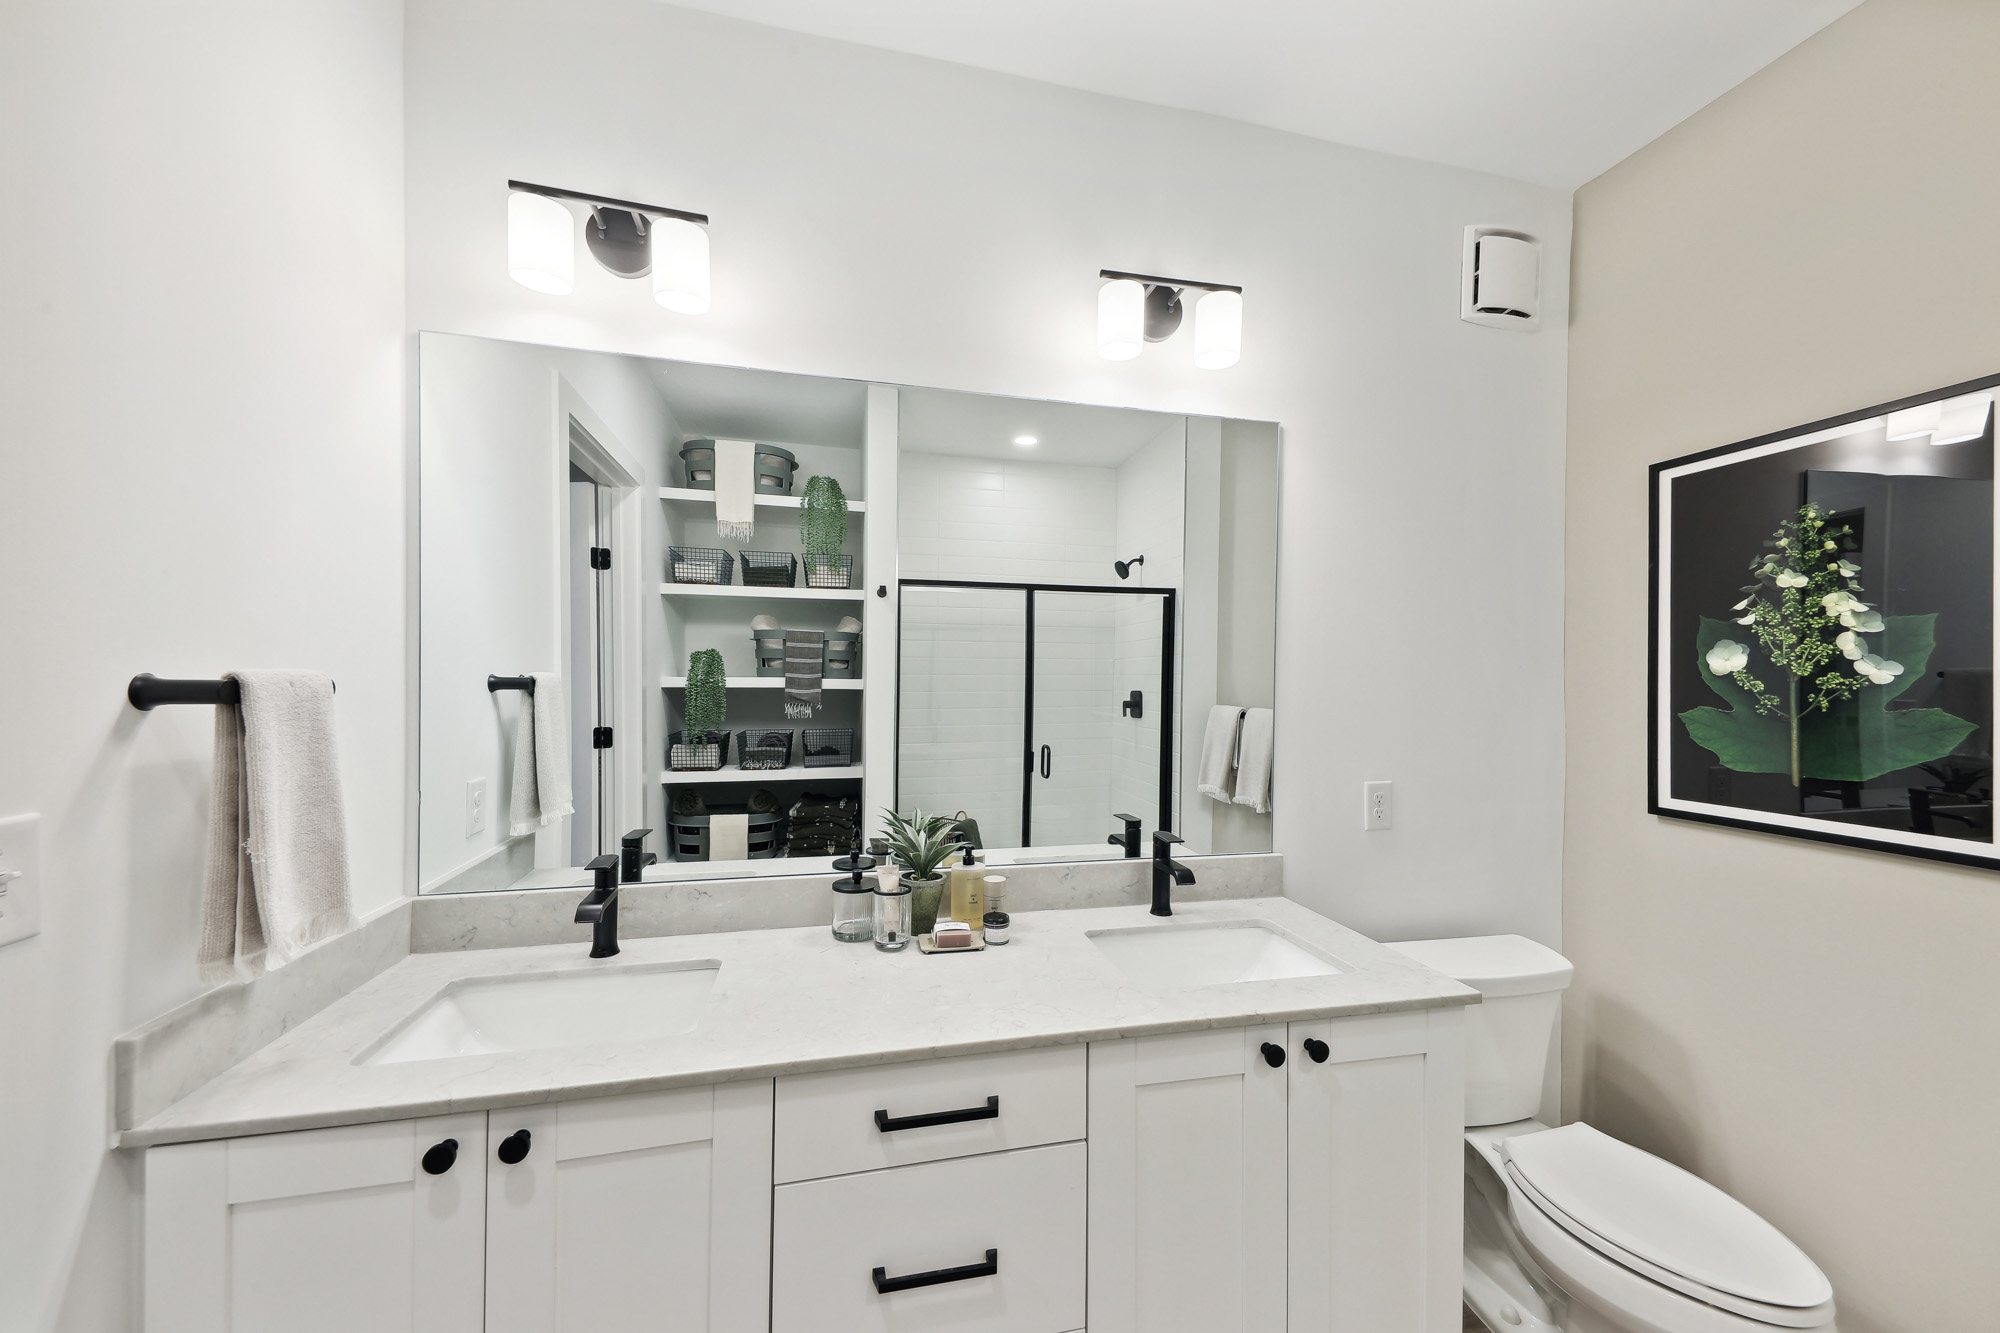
[661,676,863,691]
[661,583,866,602]
[661,764,864,786]
[659,486,867,513]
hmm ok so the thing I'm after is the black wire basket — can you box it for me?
[736,728,794,770]
[667,729,732,771]
[801,727,855,768]
[668,546,735,585]
[803,553,854,589]
[739,551,798,587]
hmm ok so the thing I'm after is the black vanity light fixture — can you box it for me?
[507,180,711,313]
[1097,269,1242,369]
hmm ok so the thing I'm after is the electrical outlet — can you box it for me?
[0,814,43,947]
[466,778,488,837]
[1363,781,1393,832]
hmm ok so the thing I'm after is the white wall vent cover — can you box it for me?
[1461,226,1540,330]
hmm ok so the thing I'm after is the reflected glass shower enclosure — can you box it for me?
[897,579,1176,852]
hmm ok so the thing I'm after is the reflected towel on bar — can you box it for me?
[1232,707,1274,814]
[198,671,354,979]
[507,673,573,836]
[1198,704,1244,803]
[785,628,824,720]
[713,438,756,542]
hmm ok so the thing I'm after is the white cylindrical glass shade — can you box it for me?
[507,192,574,295]
[652,218,711,314]
[1097,279,1144,360]
[1193,289,1243,370]
[1933,393,1993,446]
[1885,401,1941,441]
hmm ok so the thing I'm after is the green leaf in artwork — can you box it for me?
[1680,617,1790,773]
[1800,615,1977,780]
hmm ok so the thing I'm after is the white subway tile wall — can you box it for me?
[898,454,1119,585]
[899,586,1029,845]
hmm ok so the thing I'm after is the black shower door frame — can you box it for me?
[896,578,1177,846]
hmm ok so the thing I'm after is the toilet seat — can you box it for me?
[1500,1125,1835,1330]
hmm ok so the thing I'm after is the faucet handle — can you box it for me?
[585,853,619,893]
[620,828,652,848]
[619,830,656,882]
[1151,830,1185,847]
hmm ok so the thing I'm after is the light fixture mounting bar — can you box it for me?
[1099,269,1241,294]
[508,179,708,226]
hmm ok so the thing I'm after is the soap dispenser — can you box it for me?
[830,840,875,943]
[947,845,987,938]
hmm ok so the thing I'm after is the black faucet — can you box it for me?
[1108,813,1143,858]
[575,854,622,958]
[1150,831,1194,916]
[620,829,657,883]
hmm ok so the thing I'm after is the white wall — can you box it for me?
[405,0,1573,947]
[0,3,407,1328]
[1112,422,1187,826]
[898,452,1119,583]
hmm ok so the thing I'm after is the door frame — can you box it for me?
[894,578,1177,843]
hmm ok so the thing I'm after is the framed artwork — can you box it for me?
[1650,373,1998,867]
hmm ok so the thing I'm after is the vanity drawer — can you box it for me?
[773,1044,1085,1183]
[772,1142,1086,1333]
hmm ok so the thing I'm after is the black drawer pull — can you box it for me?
[874,1095,1000,1133]
[1260,1042,1286,1068]
[421,1138,458,1175]
[873,1248,999,1293]
[1302,1037,1330,1064]
[497,1129,532,1164]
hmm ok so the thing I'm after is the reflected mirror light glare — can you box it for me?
[507,192,574,295]
[1013,435,1038,447]
[1885,401,1942,441]
[651,218,711,314]
[1097,279,1144,360]
[1933,393,1993,446]
[1193,289,1243,370]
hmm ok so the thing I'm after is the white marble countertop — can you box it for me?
[122,898,1478,1148]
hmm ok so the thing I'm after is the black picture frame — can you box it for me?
[1649,371,2000,869]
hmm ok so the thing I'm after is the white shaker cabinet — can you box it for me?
[143,1113,488,1333]
[485,1080,774,1333]
[1087,1024,1291,1333]
[1088,1011,1464,1333]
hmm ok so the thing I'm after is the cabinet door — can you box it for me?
[1288,1010,1465,1333]
[1086,1025,1288,1333]
[144,1114,487,1333]
[485,1080,774,1333]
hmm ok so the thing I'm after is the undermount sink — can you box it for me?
[361,962,720,1066]
[1088,921,1341,989]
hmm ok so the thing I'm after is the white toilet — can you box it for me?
[1385,936,1837,1333]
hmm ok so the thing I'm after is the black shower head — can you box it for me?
[1114,554,1145,580]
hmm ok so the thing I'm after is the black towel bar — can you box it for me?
[487,675,536,694]
[127,674,335,710]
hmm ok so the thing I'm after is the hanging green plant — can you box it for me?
[799,474,849,560]
[684,648,728,740]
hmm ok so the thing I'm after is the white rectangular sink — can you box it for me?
[361,961,720,1066]
[1088,921,1341,989]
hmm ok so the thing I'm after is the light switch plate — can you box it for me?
[1363,781,1393,832]
[466,778,488,837]
[0,813,43,947]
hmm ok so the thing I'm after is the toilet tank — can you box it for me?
[1385,935,1573,1127]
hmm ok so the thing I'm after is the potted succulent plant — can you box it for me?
[672,648,729,770]
[800,474,851,588]
[879,807,962,935]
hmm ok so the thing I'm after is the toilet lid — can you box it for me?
[1503,1124,1833,1310]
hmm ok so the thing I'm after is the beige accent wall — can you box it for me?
[1565,3,2000,1330]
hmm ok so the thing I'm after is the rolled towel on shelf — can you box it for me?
[1232,707,1274,815]
[1198,704,1244,803]
[507,672,573,836]
[198,671,355,979]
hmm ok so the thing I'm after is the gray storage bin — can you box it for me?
[679,440,799,494]
[752,626,789,678]
[825,630,861,676]
[667,807,786,861]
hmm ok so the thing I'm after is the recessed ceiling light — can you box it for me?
[1013,435,1038,447]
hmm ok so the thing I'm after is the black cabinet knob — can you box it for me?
[498,1129,533,1164]
[1303,1037,1330,1064]
[1260,1042,1286,1068]
[421,1138,459,1175]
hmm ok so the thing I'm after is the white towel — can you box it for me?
[713,438,756,542]
[709,812,750,861]
[507,672,574,836]
[198,671,354,979]
[1198,704,1243,803]
[1233,707,1274,814]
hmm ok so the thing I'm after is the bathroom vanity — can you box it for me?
[132,898,1474,1333]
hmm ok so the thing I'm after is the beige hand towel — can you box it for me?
[713,438,756,542]
[198,671,354,979]
[1232,707,1274,815]
[709,812,750,861]
[1197,704,1243,803]
[508,673,574,836]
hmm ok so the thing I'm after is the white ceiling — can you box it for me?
[646,358,868,448]
[899,386,1181,467]
[661,0,1862,188]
